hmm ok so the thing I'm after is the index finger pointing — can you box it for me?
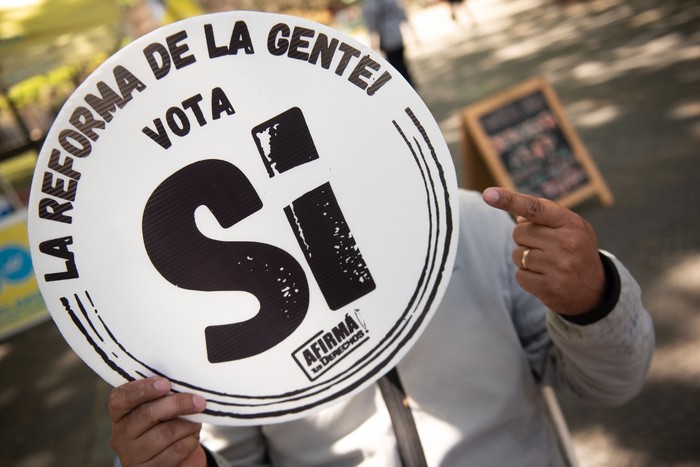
[482,187,568,227]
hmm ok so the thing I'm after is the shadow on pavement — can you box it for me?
[0,322,113,466]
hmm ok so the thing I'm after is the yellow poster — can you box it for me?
[0,210,47,340]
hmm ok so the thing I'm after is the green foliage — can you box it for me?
[7,67,74,108]
[6,51,109,110]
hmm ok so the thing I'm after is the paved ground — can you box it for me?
[1,0,699,465]
[405,1,700,465]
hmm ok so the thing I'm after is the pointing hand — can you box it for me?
[482,187,605,315]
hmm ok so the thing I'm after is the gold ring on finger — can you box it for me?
[521,248,531,270]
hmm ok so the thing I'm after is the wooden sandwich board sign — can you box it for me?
[460,77,613,209]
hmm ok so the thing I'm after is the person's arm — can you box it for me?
[109,377,207,466]
[545,251,654,404]
[482,187,654,405]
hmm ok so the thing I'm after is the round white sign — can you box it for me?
[27,11,459,425]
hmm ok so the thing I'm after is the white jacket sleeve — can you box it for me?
[507,233,655,405]
[544,253,655,405]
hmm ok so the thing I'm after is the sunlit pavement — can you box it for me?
[1,0,699,465]
[407,0,700,465]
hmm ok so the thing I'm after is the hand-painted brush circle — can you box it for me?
[27,11,458,425]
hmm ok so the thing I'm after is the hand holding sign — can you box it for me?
[482,187,605,315]
[109,377,207,466]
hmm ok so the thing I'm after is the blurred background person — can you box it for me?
[362,0,415,88]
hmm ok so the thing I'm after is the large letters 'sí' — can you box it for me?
[142,159,310,363]
[142,107,375,365]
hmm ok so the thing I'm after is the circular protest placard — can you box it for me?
[27,11,459,425]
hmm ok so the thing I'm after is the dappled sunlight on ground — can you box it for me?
[408,0,700,147]
[407,0,699,189]
[407,1,700,465]
[565,100,620,128]
[566,253,700,466]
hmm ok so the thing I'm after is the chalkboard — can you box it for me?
[461,77,613,208]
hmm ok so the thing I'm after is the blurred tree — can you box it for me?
[0,0,367,160]
[200,0,359,12]
[0,0,124,158]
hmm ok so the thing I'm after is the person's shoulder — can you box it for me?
[450,189,513,269]
[456,188,502,216]
[455,188,513,232]
[456,188,483,207]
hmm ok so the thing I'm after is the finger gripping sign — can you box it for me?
[27,11,459,425]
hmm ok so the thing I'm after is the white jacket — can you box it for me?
[202,189,654,466]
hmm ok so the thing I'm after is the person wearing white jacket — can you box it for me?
[109,187,654,466]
